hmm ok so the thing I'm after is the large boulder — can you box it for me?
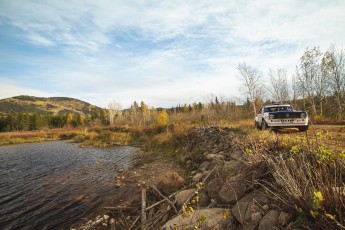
[231,189,271,229]
[162,208,228,230]
[206,178,224,200]
[157,171,185,195]
[175,189,195,208]
[218,175,247,204]
[219,163,268,204]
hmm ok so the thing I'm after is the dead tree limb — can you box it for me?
[141,188,147,230]
[151,185,178,214]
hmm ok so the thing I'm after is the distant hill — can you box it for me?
[0,95,102,115]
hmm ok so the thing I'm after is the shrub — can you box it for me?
[243,131,345,228]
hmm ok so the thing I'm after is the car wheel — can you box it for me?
[255,121,260,129]
[261,120,268,130]
[298,126,308,132]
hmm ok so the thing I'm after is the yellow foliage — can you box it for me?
[157,109,169,126]
[66,113,73,125]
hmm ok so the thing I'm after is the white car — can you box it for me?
[255,104,309,131]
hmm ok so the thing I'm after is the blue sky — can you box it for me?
[0,0,344,108]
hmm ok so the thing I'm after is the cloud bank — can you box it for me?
[0,0,344,107]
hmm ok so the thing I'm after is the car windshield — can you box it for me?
[264,106,292,112]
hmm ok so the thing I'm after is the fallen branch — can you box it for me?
[129,215,141,230]
[151,185,178,214]
[145,185,188,211]
[104,206,137,211]
[141,188,147,230]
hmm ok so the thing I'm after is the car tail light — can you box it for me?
[269,114,274,119]
[300,113,306,118]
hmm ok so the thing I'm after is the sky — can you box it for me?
[0,0,344,108]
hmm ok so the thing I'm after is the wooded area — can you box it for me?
[0,45,344,132]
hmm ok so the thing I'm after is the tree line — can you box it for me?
[1,44,343,132]
[0,108,108,132]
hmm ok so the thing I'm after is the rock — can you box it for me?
[218,178,246,204]
[229,149,243,160]
[250,204,260,213]
[251,212,263,223]
[206,153,224,160]
[231,189,270,225]
[199,192,211,207]
[206,153,217,160]
[262,205,270,212]
[157,171,186,195]
[258,210,280,230]
[95,219,102,224]
[206,178,223,200]
[278,211,291,226]
[162,208,228,230]
[103,214,109,220]
[199,161,211,172]
[175,189,195,207]
[193,173,203,182]
[219,216,235,230]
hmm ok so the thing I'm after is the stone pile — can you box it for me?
[163,126,294,230]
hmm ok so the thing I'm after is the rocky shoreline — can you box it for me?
[74,126,336,229]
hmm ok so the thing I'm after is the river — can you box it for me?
[0,141,137,230]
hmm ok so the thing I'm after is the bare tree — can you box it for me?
[237,62,263,116]
[108,100,122,126]
[269,68,290,103]
[296,47,322,115]
[322,45,345,120]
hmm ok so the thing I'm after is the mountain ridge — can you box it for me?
[0,95,102,115]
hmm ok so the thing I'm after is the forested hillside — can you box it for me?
[0,95,100,115]
[0,96,106,131]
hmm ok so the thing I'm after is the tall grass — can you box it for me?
[242,130,345,228]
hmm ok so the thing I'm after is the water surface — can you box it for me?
[0,141,137,229]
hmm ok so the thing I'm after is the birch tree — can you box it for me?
[322,45,345,120]
[296,47,322,115]
[108,100,122,126]
[237,62,263,116]
[269,68,290,103]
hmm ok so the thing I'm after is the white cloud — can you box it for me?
[1,0,345,107]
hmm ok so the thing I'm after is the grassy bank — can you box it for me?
[1,121,344,228]
[0,129,88,146]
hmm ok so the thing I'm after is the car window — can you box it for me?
[268,107,278,112]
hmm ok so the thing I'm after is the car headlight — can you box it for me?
[300,113,306,118]
[269,114,274,119]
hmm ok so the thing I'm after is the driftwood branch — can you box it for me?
[141,188,147,230]
[151,185,178,214]
[104,206,137,211]
[145,185,188,211]
[129,215,140,230]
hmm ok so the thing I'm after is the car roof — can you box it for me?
[264,104,291,108]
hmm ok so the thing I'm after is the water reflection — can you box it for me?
[0,141,136,230]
